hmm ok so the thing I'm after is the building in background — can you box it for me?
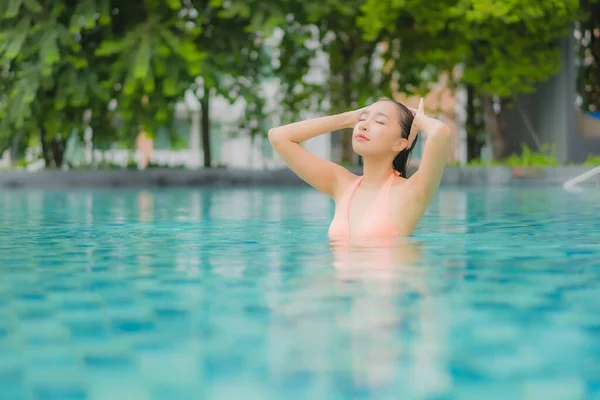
[504,34,600,163]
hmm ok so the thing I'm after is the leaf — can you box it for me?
[158,29,180,53]
[163,77,178,97]
[157,45,171,57]
[98,0,111,25]
[72,79,88,107]
[55,79,68,111]
[39,32,60,72]
[0,2,8,20]
[123,71,138,96]
[143,68,156,93]
[4,0,23,19]
[209,0,224,7]
[87,73,110,103]
[56,25,78,49]
[95,40,126,57]
[22,0,42,13]
[2,18,30,60]
[66,55,88,70]
[218,2,251,18]
[153,57,167,76]
[156,109,168,122]
[187,63,202,76]
[69,0,97,34]
[133,36,151,79]
[166,0,182,10]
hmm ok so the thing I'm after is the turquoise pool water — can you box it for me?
[0,186,599,400]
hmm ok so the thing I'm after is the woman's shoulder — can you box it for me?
[331,168,360,200]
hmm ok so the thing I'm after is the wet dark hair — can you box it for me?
[380,98,419,177]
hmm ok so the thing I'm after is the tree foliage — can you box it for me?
[576,0,600,112]
[360,0,579,97]
[0,0,111,166]
[359,0,580,159]
[95,1,204,148]
[0,0,586,167]
[267,0,393,163]
[0,0,207,166]
[189,0,276,166]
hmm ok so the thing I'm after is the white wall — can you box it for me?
[0,150,10,169]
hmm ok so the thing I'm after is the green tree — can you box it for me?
[359,0,580,160]
[266,11,321,126]
[311,0,395,163]
[576,0,600,112]
[0,0,207,168]
[191,0,276,167]
[254,0,394,164]
[95,0,204,150]
[196,0,333,165]
[0,1,111,167]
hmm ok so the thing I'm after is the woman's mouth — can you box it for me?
[355,134,369,141]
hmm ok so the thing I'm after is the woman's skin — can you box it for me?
[268,98,453,236]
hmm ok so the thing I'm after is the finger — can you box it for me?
[418,97,424,112]
[407,129,418,149]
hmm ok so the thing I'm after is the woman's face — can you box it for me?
[352,101,408,157]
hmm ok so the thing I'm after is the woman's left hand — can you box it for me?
[407,98,449,147]
[407,98,425,148]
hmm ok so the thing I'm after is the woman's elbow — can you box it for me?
[268,127,293,147]
[431,124,452,143]
[268,128,280,145]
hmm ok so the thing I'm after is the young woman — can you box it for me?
[268,98,453,238]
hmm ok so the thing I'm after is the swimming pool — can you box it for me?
[0,186,599,399]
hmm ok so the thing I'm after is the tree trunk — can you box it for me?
[10,131,26,162]
[482,95,507,160]
[39,128,52,167]
[466,84,483,161]
[200,86,211,168]
[50,138,67,168]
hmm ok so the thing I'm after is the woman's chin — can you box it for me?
[352,141,371,155]
[352,146,379,159]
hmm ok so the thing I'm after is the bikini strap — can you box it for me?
[380,170,399,191]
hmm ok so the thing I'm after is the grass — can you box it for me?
[466,144,561,167]
[583,154,600,166]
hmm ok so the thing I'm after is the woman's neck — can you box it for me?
[361,157,395,186]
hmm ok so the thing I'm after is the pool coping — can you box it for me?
[0,166,597,188]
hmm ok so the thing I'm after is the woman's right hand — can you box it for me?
[345,107,367,129]
[268,108,360,199]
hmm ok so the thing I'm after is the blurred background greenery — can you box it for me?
[0,0,598,170]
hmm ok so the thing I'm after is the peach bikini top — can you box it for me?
[328,171,401,238]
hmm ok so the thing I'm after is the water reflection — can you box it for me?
[137,190,154,223]
[326,237,451,397]
[329,237,423,275]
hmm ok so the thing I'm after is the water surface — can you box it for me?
[0,186,599,399]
